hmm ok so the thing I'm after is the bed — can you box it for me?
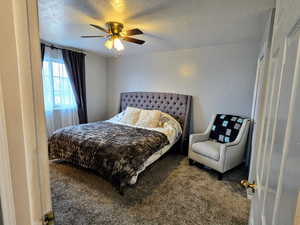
[49,92,192,194]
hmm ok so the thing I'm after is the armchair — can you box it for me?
[188,114,250,180]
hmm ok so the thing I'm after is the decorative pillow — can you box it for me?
[157,112,183,143]
[135,109,161,128]
[120,107,142,125]
[158,112,182,131]
[209,114,244,143]
[158,113,171,127]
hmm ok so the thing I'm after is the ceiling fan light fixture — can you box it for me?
[113,38,124,51]
[104,39,113,49]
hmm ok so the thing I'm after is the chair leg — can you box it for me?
[218,172,223,180]
[118,182,126,195]
[197,163,204,168]
[189,159,194,166]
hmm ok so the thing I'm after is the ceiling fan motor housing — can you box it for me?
[106,21,124,35]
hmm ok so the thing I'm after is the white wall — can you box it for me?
[85,52,107,122]
[107,41,259,132]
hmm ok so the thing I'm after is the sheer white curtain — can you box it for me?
[42,46,79,136]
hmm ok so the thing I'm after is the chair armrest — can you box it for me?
[223,142,239,147]
[189,114,215,145]
[188,115,216,156]
[189,133,209,145]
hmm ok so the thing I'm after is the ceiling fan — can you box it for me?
[81,21,145,51]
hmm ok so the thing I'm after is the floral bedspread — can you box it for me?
[49,121,169,187]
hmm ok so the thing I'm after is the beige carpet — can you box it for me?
[50,152,250,225]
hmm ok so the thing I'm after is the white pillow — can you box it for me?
[135,109,161,128]
[107,111,125,123]
[120,107,142,125]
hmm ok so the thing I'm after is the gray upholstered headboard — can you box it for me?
[119,92,192,154]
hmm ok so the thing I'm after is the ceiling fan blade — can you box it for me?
[125,28,143,36]
[81,35,105,38]
[122,37,145,45]
[90,24,108,33]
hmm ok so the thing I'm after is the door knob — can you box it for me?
[241,180,256,193]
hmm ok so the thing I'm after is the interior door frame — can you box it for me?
[27,0,53,215]
[248,54,265,182]
[248,8,275,185]
[0,0,52,224]
[0,76,17,225]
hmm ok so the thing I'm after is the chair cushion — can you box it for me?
[192,141,221,161]
[209,114,244,143]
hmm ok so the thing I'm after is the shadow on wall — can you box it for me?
[190,95,206,133]
[191,95,250,133]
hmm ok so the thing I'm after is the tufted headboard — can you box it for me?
[119,92,192,154]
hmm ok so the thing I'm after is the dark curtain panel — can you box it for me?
[41,43,45,63]
[62,49,87,123]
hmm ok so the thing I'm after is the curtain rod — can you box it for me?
[41,42,87,55]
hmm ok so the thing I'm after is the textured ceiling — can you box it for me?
[38,0,274,56]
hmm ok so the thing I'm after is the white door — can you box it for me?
[247,0,300,225]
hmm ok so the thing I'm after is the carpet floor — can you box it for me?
[50,152,250,225]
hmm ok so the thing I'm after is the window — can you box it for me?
[42,58,77,110]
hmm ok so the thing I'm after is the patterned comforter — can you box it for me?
[48,121,169,187]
